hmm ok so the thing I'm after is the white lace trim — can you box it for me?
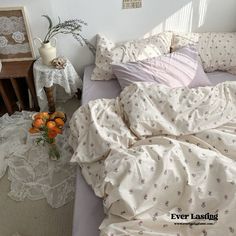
[0,112,76,208]
[33,58,83,110]
[0,42,31,55]
[0,16,26,35]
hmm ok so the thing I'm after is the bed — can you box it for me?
[72,65,121,236]
[70,28,236,236]
[72,64,236,236]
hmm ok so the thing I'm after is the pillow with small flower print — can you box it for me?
[172,32,236,73]
[91,32,173,80]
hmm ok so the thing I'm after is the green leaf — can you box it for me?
[42,15,53,30]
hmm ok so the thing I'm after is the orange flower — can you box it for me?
[41,112,50,120]
[34,113,43,120]
[46,121,56,129]
[48,129,58,138]
[55,118,64,128]
[51,126,62,134]
[34,112,49,120]
[29,127,40,134]
[33,118,45,128]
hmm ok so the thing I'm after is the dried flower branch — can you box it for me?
[42,15,96,55]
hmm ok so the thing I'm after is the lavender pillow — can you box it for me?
[112,45,211,89]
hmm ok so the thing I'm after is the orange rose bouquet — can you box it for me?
[29,111,66,160]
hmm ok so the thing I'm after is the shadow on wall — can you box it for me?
[22,0,236,74]
[144,0,236,37]
[47,0,199,73]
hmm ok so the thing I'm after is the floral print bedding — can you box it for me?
[69,82,236,236]
[91,32,172,81]
[172,32,236,74]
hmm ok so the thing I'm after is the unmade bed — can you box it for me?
[72,65,121,236]
[72,65,236,236]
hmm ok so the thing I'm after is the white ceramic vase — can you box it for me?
[34,37,57,66]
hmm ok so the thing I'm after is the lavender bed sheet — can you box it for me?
[72,65,121,236]
[72,66,236,236]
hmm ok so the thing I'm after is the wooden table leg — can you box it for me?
[0,80,14,115]
[10,78,25,111]
[76,88,82,100]
[44,86,56,113]
[26,70,40,111]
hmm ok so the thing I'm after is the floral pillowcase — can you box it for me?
[172,32,236,74]
[91,32,173,81]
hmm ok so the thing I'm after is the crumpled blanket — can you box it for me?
[69,82,236,235]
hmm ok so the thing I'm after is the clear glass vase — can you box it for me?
[48,143,60,160]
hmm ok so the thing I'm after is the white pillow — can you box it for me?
[171,32,199,50]
[172,32,236,73]
[91,32,173,80]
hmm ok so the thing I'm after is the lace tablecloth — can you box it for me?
[0,112,76,208]
[33,58,82,110]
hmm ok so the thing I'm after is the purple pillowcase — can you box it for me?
[111,45,211,89]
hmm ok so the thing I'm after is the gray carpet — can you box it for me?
[0,98,80,236]
[0,174,74,236]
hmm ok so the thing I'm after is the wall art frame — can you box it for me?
[0,6,35,62]
[123,0,142,9]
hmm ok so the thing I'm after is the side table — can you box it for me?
[0,60,40,115]
[33,58,83,112]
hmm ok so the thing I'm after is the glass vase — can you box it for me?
[48,142,60,160]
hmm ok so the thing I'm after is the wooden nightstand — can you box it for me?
[0,60,40,115]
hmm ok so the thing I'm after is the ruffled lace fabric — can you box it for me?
[0,43,31,55]
[0,112,76,208]
[33,59,83,110]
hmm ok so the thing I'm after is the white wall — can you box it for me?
[1,0,236,75]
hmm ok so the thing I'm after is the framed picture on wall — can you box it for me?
[0,6,35,61]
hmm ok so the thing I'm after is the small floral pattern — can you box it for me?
[172,32,236,73]
[0,36,8,48]
[91,32,173,80]
[12,31,25,43]
[70,82,236,235]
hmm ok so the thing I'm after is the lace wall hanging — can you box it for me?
[0,6,34,61]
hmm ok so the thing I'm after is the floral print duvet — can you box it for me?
[69,82,236,236]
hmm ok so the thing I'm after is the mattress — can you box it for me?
[72,66,121,236]
[208,71,236,85]
[72,66,236,236]
[81,66,121,104]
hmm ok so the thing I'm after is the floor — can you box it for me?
[0,97,80,236]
